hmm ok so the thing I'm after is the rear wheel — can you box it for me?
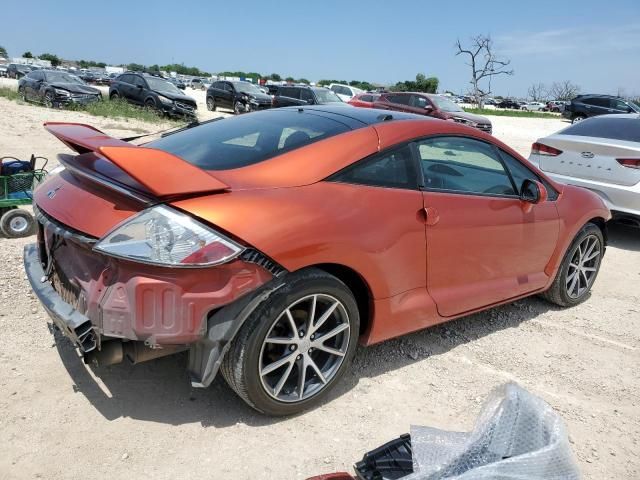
[221,268,359,416]
[0,209,35,238]
[572,114,586,124]
[541,223,604,307]
[109,92,120,100]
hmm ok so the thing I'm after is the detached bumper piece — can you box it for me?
[24,244,97,352]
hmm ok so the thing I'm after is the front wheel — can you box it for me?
[221,268,360,416]
[44,91,55,108]
[234,100,245,115]
[572,115,586,124]
[18,86,26,101]
[541,223,604,307]
[206,96,216,111]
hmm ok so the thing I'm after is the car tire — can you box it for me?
[541,223,604,308]
[206,96,216,111]
[572,115,586,124]
[221,268,360,416]
[18,86,26,101]
[0,209,35,238]
[234,100,245,115]
[44,91,55,108]
[145,98,158,112]
[109,92,119,100]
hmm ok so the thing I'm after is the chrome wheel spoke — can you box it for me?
[312,300,339,334]
[582,266,597,272]
[568,272,579,297]
[285,309,297,337]
[273,358,296,397]
[261,352,295,376]
[308,356,327,384]
[565,234,601,299]
[315,322,349,343]
[583,250,600,262]
[566,269,578,286]
[297,357,308,400]
[314,344,346,357]
[265,336,295,345]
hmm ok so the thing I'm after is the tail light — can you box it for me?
[617,158,640,169]
[531,142,562,156]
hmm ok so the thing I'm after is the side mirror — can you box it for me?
[136,84,143,89]
[520,179,547,204]
[424,105,433,111]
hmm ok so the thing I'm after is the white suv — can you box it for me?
[329,84,364,102]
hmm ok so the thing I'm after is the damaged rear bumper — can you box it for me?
[25,208,284,387]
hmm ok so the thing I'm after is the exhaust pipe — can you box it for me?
[84,341,187,367]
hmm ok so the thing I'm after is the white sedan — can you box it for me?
[529,114,640,226]
[522,102,547,111]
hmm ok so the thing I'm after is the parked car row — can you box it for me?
[17,69,102,107]
[562,94,640,123]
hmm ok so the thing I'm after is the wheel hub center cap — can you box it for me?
[299,337,311,352]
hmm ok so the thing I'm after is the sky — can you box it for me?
[2,0,639,97]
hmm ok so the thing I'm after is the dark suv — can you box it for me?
[272,86,345,108]
[563,94,640,123]
[109,73,197,119]
[7,63,33,79]
[206,80,272,114]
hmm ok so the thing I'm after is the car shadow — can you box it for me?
[607,221,640,252]
[54,294,557,428]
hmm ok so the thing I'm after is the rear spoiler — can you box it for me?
[44,122,229,198]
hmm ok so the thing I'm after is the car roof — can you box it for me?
[279,105,427,125]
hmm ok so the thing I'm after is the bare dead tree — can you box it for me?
[527,83,548,102]
[549,81,580,101]
[455,35,514,108]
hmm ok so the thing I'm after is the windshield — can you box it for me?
[45,71,84,84]
[146,77,183,95]
[313,89,343,103]
[628,100,640,112]
[430,95,464,112]
[233,82,263,95]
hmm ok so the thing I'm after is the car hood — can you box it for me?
[50,82,101,95]
[157,91,197,104]
[445,110,491,125]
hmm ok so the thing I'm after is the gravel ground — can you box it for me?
[0,94,638,480]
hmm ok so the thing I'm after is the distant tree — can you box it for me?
[0,46,8,59]
[549,80,580,101]
[269,73,282,81]
[22,51,33,58]
[127,63,145,72]
[297,78,310,84]
[391,73,439,93]
[285,76,295,83]
[527,82,548,102]
[455,34,513,108]
[39,53,61,67]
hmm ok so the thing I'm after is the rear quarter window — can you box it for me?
[147,110,351,170]
[560,117,640,143]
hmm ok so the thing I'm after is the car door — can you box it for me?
[385,94,413,113]
[117,74,136,101]
[131,75,148,104]
[221,82,235,108]
[610,98,633,115]
[300,88,315,105]
[276,87,302,107]
[417,136,559,317]
[408,94,433,116]
[22,71,38,99]
[581,97,609,117]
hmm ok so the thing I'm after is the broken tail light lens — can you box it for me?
[617,158,640,169]
[94,205,244,267]
[531,142,562,156]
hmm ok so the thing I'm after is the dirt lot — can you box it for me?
[0,95,638,480]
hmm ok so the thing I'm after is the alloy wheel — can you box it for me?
[566,234,601,299]
[44,93,54,108]
[258,294,350,403]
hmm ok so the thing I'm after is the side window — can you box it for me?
[329,144,418,189]
[387,94,411,106]
[410,95,430,108]
[281,87,300,99]
[300,89,314,103]
[498,150,558,200]
[417,137,516,196]
[131,76,145,88]
[360,95,372,102]
[612,99,629,111]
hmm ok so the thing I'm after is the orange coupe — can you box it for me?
[25,106,610,415]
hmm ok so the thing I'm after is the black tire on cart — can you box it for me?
[0,208,35,238]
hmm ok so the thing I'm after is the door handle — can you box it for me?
[421,206,439,226]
